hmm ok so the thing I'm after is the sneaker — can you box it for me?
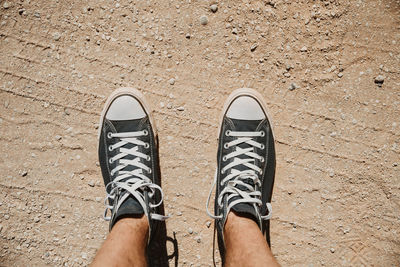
[98,87,167,241]
[206,88,276,261]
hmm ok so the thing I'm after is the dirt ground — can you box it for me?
[0,0,399,266]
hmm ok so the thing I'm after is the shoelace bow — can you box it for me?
[206,130,272,220]
[104,130,167,221]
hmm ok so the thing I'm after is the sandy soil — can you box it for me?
[0,0,399,266]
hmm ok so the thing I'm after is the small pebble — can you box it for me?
[200,15,208,25]
[3,2,10,9]
[88,181,95,187]
[289,83,298,91]
[177,106,184,111]
[250,43,258,52]
[53,32,61,41]
[34,216,40,223]
[185,33,191,39]
[169,78,175,85]
[337,72,343,78]
[374,75,384,86]
[81,252,88,260]
[195,236,201,243]
[330,248,335,253]
[206,221,211,228]
[55,135,62,141]
[210,4,218,13]
[300,46,308,52]
[188,227,193,234]
[21,170,28,177]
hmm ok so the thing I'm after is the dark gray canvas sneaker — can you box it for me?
[98,87,167,242]
[206,88,276,263]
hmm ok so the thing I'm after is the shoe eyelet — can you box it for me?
[146,155,151,161]
[224,143,229,149]
[221,169,225,174]
[148,169,152,174]
[260,157,265,163]
[260,131,265,137]
[260,144,265,150]
[222,156,227,162]
[107,132,113,139]
[143,130,148,136]
[225,130,231,136]
[109,158,114,164]
[259,170,263,175]
[108,145,113,151]
[144,143,150,149]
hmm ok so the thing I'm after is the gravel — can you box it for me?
[210,5,218,13]
[53,32,61,41]
[200,15,208,25]
[169,78,175,85]
[300,46,308,52]
[374,75,384,86]
[289,83,298,91]
[3,2,10,9]
[250,43,258,52]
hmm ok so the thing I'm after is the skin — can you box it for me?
[224,211,280,267]
[91,212,279,267]
[91,216,148,267]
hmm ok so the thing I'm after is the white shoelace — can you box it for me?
[104,130,167,222]
[206,130,272,221]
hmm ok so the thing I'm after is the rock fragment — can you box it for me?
[200,15,208,25]
[169,78,175,85]
[3,2,10,9]
[300,46,308,52]
[53,32,61,41]
[289,83,298,91]
[210,4,218,13]
[250,43,258,52]
[374,75,384,87]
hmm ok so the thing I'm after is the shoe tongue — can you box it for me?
[225,118,263,225]
[111,194,145,229]
[231,201,259,225]
[108,118,148,229]
[228,118,262,174]
[109,118,146,175]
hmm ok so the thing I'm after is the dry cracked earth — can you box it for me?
[0,0,399,266]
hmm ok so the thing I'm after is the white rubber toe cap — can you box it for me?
[106,95,146,120]
[226,96,266,120]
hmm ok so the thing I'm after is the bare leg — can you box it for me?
[91,216,149,267]
[224,212,280,267]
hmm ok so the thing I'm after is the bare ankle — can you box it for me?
[114,215,149,232]
[224,211,259,233]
